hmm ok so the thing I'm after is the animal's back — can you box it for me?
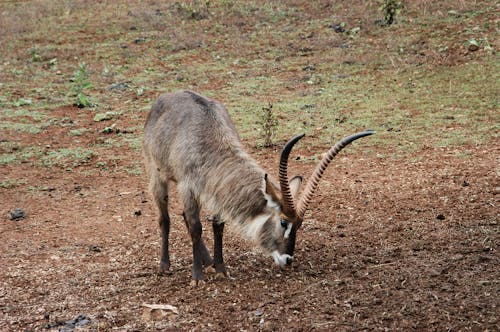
[143,90,243,184]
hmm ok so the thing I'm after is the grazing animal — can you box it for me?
[143,90,373,282]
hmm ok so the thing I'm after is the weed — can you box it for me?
[96,161,109,170]
[70,63,93,108]
[174,1,210,20]
[29,48,42,62]
[257,103,278,147]
[378,0,402,26]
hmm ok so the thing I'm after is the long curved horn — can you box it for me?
[279,133,305,218]
[296,130,374,218]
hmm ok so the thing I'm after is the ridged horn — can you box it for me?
[279,133,305,218]
[296,130,374,218]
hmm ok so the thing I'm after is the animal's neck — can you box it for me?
[201,155,268,227]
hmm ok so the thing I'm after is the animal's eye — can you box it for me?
[280,219,288,228]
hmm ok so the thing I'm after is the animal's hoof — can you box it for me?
[190,279,205,287]
[215,271,234,280]
[159,262,171,274]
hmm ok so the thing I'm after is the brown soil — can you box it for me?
[1,105,498,331]
[1,1,498,331]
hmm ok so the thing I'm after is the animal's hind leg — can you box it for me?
[182,213,213,268]
[149,171,171,274]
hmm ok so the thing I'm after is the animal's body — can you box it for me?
[143,90,373,282]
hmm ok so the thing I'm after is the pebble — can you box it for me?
[9,208,26,221]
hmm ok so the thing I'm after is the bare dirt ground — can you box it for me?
[1,107,498,331]
[1,1,498,331]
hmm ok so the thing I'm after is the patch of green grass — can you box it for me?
[0,143,44,165]
[68,128,90,136]
[1,109,47,121]
[0,121,44,134]
[0,0,496,163]
[0,109,55,134]
[122,164,143,175]
[122,135,142,151]
[40,148,97,168]
[0,178,27,189]
[95,161,109,171]
[96,137,122,148]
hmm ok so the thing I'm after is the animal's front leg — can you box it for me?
[183,203,205,284]
[159,211,171,273]
[182,213,213,268]
[212,215,227,276]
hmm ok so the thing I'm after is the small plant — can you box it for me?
[175,1,210,20]
[70,63,92,108]
[378,0,402,26]
[257,103,278,147]
[29,48,42,62]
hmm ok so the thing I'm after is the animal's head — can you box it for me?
[262,131,374,266]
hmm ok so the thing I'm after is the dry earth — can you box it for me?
[0,1,498,331]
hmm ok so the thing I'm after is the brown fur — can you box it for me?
[143,90,291,281]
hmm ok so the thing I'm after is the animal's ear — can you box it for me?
[289,175,303,201]
[264,174,281,204]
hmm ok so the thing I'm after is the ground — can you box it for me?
[0,1,498,331]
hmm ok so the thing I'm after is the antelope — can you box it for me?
[143,90,373,283]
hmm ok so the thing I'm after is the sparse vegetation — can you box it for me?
[379,0,402,26]
[0,178,27,189]
[40,148,97,168]
[257,103,278,147]
[70,63,93,108]
[0,1,498,331]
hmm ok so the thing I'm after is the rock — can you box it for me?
[108,82,129,91]
[329,23,345,33]
[9,208,26,221]
[46,314,91,331]
[142,303,179,321]
[88,245,102,252]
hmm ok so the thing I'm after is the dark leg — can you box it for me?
[212,215,227,275]
[159,209,170,273]
[150,174,171,274]
[183,198,206,283]
[182,213,213,268]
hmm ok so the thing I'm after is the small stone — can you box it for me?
[108,83,129,91]
[255,308,264,316]
[329,23,345,33]
[88,245,102,252]
[9,208,26,221]
[436,214,446,221]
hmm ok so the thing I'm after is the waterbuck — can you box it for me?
[143,90,373,283]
